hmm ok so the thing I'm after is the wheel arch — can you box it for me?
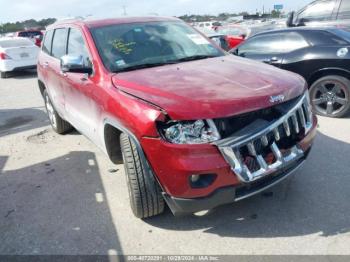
[307,68,350,87]
[103,122,123,164]
[102,117,164,192]
[38,79,46,97]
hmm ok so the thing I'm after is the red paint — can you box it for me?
[38,17,317,200]
[225,35,245,49]
[214,25,249,49]
[112,56,306,120]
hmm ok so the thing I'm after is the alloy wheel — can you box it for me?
[311,80,348,116]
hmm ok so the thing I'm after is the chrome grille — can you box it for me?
[215,92,313,183]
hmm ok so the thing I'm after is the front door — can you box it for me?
[62,27,101,141]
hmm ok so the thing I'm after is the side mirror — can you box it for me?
[60,55,92,74]
[286,11,295,27]
[297,18,309,27]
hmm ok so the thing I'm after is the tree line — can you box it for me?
[179,11,282,22]
[0,18,56,34]
[0,11,283,34]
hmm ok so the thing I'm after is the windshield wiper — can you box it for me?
[114,55,217,73]
[114,62,177,73]
[172,55,218,62]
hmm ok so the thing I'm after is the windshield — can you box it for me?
[90,21,225,72]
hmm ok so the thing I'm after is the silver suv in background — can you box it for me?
[287,0,350,28]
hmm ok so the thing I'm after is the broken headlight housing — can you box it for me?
[158,120,221,144]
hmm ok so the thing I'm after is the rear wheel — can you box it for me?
[0,71,8,78]
[310,75,350,118]
[120,133,164,218]
[43,89,72,134]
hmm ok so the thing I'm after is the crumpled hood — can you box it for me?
[112,55,306,120]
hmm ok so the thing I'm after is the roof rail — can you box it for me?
[53,16,85,24]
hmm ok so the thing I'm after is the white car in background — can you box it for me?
[0,37,39,78]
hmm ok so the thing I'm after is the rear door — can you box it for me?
[44,28,69,117]
[235,32,309,68]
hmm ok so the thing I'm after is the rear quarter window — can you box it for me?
[42,30,54,54]
[305,30,348,45]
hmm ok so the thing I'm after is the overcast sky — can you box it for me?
[0,0,309,23]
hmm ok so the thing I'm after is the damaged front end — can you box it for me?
[214,91,314,184]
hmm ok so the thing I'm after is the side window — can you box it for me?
[67,28,91,66]
[238,33,308,55]
[297,0,336,22]
[307,30,348,45]
[338,0,350,19]
[51,28,68,59]
[42,30,53,55]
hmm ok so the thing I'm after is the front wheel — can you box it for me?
[43,89,72,134]
[310,75,350,118]
[120,133,164,218]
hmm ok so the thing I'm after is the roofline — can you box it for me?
[47,16,182,30]
[251,26,339,37]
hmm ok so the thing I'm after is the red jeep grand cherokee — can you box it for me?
[37,17,317,218]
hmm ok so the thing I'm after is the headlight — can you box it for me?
[158,119,221,144]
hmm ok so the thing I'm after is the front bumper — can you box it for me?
[0,59,37,72]
[140,94,317,214]
[163,148,310,215]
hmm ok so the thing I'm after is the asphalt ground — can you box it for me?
[0,70,349,255]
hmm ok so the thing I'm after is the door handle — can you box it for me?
[263,57,280,64]
[269,57,279,62]
[60,71,67,77]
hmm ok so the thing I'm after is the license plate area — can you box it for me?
[20,52,29,58]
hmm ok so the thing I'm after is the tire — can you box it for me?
[120,133,164,218]
[310,75,350,118]
[0,71,8,78]
[43,89,72,134]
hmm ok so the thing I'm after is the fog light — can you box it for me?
[189,174,217,188]
[190,175,200,183]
